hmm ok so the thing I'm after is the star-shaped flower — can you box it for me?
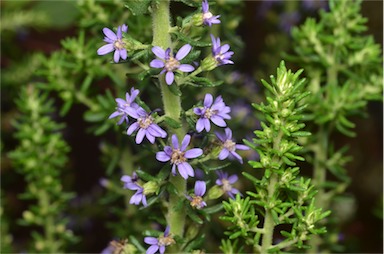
[216,128,249,164]
[150,44,195,85]
[97,24,128,63]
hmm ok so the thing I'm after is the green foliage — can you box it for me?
[284,0,383,251]
[221,62,329,253]
[8,85,78,252]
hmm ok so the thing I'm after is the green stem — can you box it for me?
[151,0,186,248]
[260,173,278,253]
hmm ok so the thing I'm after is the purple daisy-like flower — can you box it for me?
[216,128,250,164]
[194,93,231,132]
[108,87,140,125]
[186,180,207,209]
[156,134,203,179]
[202,0,221,26]
[121,172,147,207]
[216,170,241,199]
[126,107,167,144]
[210,34,234,66]
[144,226,175,254]
[150,44,195,85]
[97,24,128,63]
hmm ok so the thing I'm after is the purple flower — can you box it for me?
[126,107,167,144]
[144,226,175,254]
[109,88,140,125]
[216,128,250,164]
[121,172,147,207]
[156,134,203,179]
[97,24,128,63]
[186,180,207,209]
[150,44,195,85]
[194,93,231,132]
[216,170,241,199]
[202,0,221,26]
[211,34,234,66]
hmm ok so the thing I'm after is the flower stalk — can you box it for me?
[151,0,186,247]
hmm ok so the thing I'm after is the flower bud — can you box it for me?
[191,13,204,27]
[207,185,224,200]
[201,56,217,71]
[143,181,159,195]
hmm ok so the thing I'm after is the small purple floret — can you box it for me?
[194,93,231,132]
[186,180,207,209]
[109,87,140,125]
[210,34,234,66]
[126,107,167,144]
[216,170,241,199]
[216,128,250,164]
[97,24,128,63]
[144,226,174,254]
[121,172,147,207]
[202,0,221,26]
[150,44,195,85]
[156,134,203,179]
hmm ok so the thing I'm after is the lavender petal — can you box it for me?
[185,148,203,159]
[175,44,192,60]
[102,27,117,40]
[97,44,114,55]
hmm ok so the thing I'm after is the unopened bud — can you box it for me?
[207,185,224,200]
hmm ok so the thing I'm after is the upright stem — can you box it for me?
[151,0,186,246]
[260,173,278,253]
[260,131,283,253]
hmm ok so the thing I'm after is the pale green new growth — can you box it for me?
[220,61,330,254]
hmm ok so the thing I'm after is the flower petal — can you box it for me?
[165,71,174,85]
[230,151,243,164]
[235,144,250,150]
[146,132,155,144]
[211,115,227,127]
[120,49,127,60]
[109,111,121,119]
[219,149,229,160]
[178,162,194,179]
[150,59,165,68]
[146,245,159,254]
[204,93,213,107]
[203,118,211,131]
[185,148,203,159]
[113,49,120,63]
[178,64,195,72]
[176,44,192,60]
[196,119,205,132]
[152,46,166,59]
[156,151,171,162]
[228,174,238,184]
[225,128,233,139]
[195,180,206,196]
[215,131,226,142]
[97,44,114,55]
[171,134,179,149]
[181,134,191,151]
[136,128,146,144]
[103,27,117,40]
[127,122,139,135]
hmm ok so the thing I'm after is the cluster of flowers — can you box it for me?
[99,1,248,253]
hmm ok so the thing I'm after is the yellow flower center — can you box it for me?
[171,149,186,165]
[223,140,236,152]
[190,195,204,209]
[221,179,232,192]
[138,116,153,129]
[165,57,180,71]
[158,236,175,247]
[203,108,217,119]
[114,39,125,50]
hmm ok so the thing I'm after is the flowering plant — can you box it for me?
[2,0,382,253]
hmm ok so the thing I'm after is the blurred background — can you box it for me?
[1,0,382,253]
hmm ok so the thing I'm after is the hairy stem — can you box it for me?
[151,0,186,248]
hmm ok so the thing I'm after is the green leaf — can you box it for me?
[168,83,182,96]
[188,76,223,87]
[204,203,223,214]
[172,31,211,47]
[125,0,151,15]
[163,116,182,129]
